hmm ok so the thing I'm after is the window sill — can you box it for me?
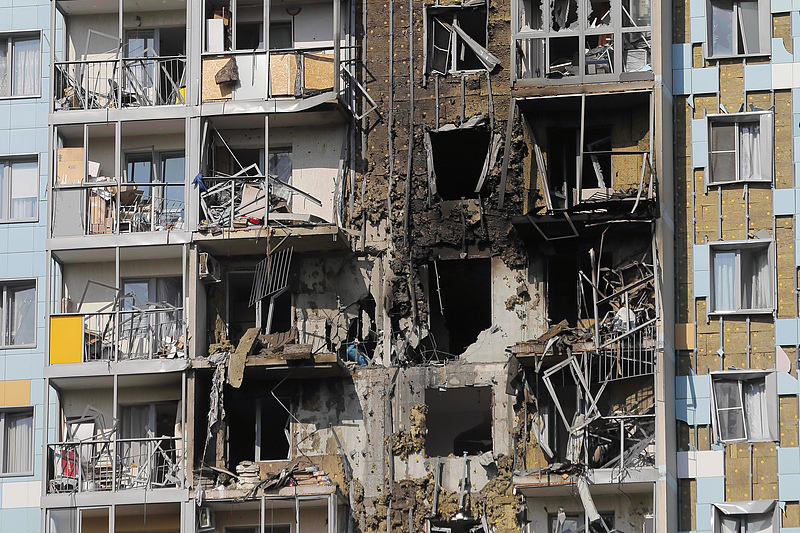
[706,53,770,61]
[708,309,774,317]
[0,217,40,224]
[0,94,42,101]
[707,179,772,187]
[0,343,37,350]
[0,471,34,478]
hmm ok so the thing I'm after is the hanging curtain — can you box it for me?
[155,277,182,340]
[8,284,35,345]
[746,512,774,533]
[10,161,37,220]
[714,252,736,311]
[5,411,32,473]
[120,405,151,486]
[739,123,761,181]
[0,40,8,97]
[12,37,39,96]
[749,248,770,309]
[719,517,740,533]
[743,379,769,440]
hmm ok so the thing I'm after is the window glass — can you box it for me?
[713,380,746,441]
[713,251,736,311]
[739,1,760,53]
[743,379,769,441]
[269,150,292,204]
[10,160,37,219]
[0,39,7,97]
[12,37,40,96]
[710,0,734,55]
[4,410,33,473]
[7,284,34,346]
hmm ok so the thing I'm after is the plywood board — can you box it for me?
[270,53,297,97]
[304,53,335,91]
[202,57,234,102]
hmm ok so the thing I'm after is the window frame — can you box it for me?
[710,370,778,444]
[0,154,39,223]
[0,30,42,99]
[424,3,490,76]
[705,112,773,187]
[708,239,775,315]
[225,524,292,533]
[710,501,778,533]
[705,0,770,59]
[0,279,37,349]
[0,406,35,477]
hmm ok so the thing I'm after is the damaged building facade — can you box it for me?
[20,0,688,530]
[673,2,800,533]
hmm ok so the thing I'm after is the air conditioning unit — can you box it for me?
[199,252,221,283]
[198,507,215,531]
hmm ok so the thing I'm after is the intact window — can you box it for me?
[0,33,41,97]
[0,281,35,347]
[426,4,489,74]
[707,113,772,185]
[0,157,38,222]
[0,407,33,475]
[708,0,767,57]
[711,372,777,443]
[710,241,774,314]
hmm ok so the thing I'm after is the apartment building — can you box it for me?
[673,2,800,533]
[37,0,677,532]
[0,0,52,532]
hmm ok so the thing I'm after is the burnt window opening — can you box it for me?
[227,390,291,469]
[425,387,492,456]
[547,512,615,533]
[428,259,491,356]
[227,271,292,343]
[546,250,612,327]
[426,4,488,74]
[546,126,612,209]
[428,127,492,201]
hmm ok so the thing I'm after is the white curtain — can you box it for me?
[743,379,769,440]
[746,512,774,533]
[739,123,761,180]
[749,249,770,310]
[10,161,37,220]
[5,411,32,473]
[719,517,739,533]
[714,252,736,311]
[12,37,39,96]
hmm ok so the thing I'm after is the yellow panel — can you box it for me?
[50,315,83,365]
[675,323,696,351]
[3,380,30,406]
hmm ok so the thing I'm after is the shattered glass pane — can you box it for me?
[520,0,544,31]
[551,0,579,31]
[547,36,579,77]
[622,0,651,27]
[585,34,613,75]
[587,0,612,27]
[622,31,651,72]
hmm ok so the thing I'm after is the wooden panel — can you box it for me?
[270,53,297,97]
[49,315,83,365]
[202,57,234,102]
[304,53,334,91]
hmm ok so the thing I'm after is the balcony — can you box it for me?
[55,56,187,111]
[48,436,184,494]
[201,47,340,104]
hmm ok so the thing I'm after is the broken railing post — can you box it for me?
[432,457,441,515]
[590,249,600,352]
[458,451,468,511]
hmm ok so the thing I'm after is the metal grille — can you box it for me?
[249,247,293,307]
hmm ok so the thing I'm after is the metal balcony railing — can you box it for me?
[54,56,187,111]
[48,436,184,494]
[52,183,185,237]
[50,306,185,363]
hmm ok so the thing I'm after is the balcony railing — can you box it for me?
[48,437,184,494]
[201,47,340,103]
[55,56,187,111]
[50,307,185,364]
[52,182,185,238]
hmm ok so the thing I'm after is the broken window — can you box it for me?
[711,371,777,443]
[426,117,500,201]
[546,249,612,326]
[269,21,293,49]
[268,148,293,207]
[707,113,773,185]
[548,512,615,533]
[708,0,767,57]
[236,0,265,50]
[429,519,487,533]
[227,526,291,533]
[428,259,491,355]
[712,501,778,533]
[425,387,492,456]
[228,391,291,468]
[709,240,774,314]
[514,0,652,81]
[545,126,613,208]
[425,4,493,75]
